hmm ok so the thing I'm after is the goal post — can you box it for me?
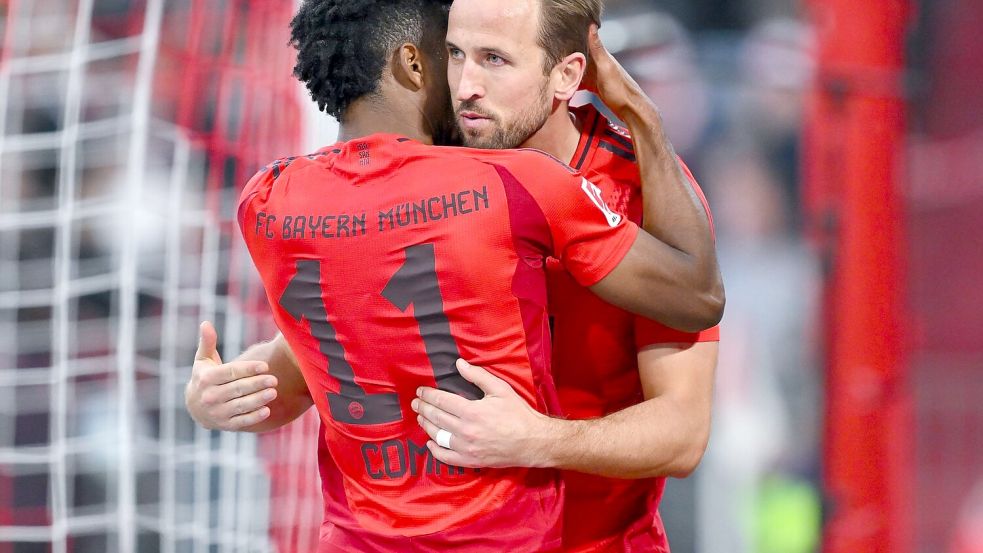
[0,1,308,551]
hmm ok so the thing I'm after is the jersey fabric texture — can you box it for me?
[549,104,721,552]
[238,134,638,551]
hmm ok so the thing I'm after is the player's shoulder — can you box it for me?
[511,148,581,180]
[240,160,278,202]
[433,144,573,168]
[432,145,582,181]
[241,147,337,201]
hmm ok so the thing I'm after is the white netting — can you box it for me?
[0,1,309,551]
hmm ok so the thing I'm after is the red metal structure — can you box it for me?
[804,1,914,552]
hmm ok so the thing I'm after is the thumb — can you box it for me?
[195,321,222,364]
[456,358,508,396]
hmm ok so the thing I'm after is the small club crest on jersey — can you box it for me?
[580,178,622,227]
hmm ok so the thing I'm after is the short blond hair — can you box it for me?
[537,0,602,73]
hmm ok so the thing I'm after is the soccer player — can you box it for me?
[188,0,722,549]
[410,1,720,551]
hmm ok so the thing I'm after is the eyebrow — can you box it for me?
[446,40,514,59]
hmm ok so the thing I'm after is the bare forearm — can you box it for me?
[537,396,709,479]
[621,93,711,254]
[586,27,725,331]
[415,346,716,476]
[617,92,724,330]
[537,343,716,478]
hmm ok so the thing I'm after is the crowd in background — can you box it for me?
[597,2,821,551]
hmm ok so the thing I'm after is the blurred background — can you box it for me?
[0,0,980,552]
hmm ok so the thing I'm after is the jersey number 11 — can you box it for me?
[279,243,483,426]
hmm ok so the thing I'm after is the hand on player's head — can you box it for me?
[185,321,278,431]
[579,24,602,94]
[581,24,645,116]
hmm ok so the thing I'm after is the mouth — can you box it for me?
[457,110,492,130]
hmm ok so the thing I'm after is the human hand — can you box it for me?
[184,321,278,431]
[582,24,648,117]
[411,359,553,469]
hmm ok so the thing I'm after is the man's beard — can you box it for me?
[456,83,552,150]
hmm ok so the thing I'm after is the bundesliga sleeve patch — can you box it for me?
[580,177,622,227]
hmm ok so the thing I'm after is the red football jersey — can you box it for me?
[237,133,638,550]
[548,104,720,552]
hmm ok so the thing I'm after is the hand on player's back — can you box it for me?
[185,321,278,431]
[412,359,553,469]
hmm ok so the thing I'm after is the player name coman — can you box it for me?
[252,185,490,240]
[361,437,481,480]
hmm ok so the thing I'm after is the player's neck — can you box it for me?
[338,97,433,145]
[519,103,581,165]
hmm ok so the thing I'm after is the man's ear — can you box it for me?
[392,42,426,90]
[550,51,587,102]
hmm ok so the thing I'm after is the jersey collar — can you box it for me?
[569,104,603,171]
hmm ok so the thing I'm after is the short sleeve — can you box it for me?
[678,158,716,241]
[634,316,720,349]
[497,152,639,288]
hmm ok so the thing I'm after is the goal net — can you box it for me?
[0,1,322,551]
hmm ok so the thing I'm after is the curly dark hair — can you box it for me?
[290,0,453,121]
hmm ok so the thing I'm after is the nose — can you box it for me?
[455,58,485,102]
